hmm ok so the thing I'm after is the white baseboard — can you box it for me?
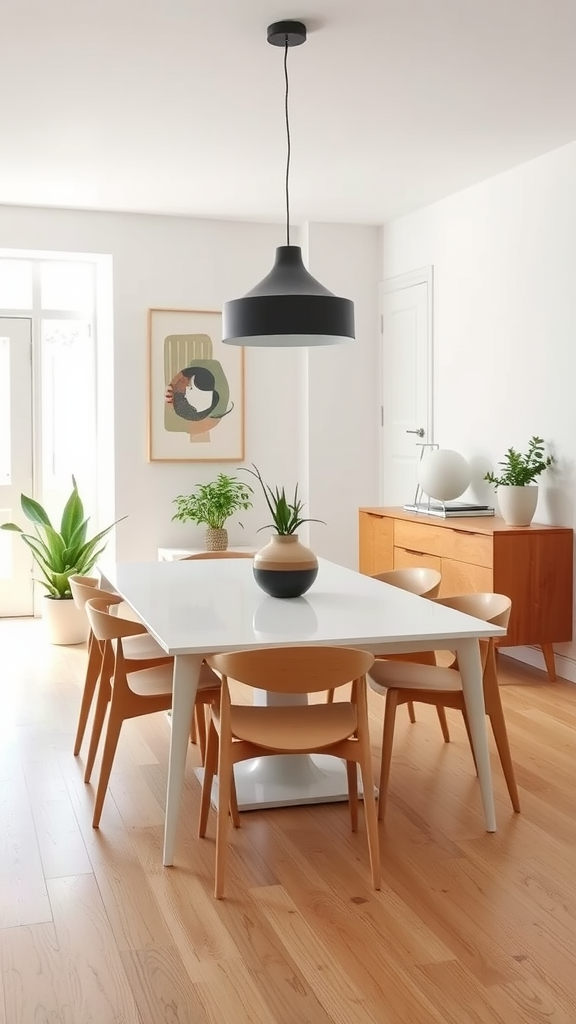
[499,646,576,684]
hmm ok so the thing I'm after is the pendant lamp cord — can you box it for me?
[284,37,291,246]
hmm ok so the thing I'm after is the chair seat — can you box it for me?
[369,659,463,695]
[128,660,222,698]
[228,702,358,751]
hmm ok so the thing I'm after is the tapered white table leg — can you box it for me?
[163,653,202,866]
[456,638,496,832]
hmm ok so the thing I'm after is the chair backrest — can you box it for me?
[433,592,511,630]
[180,551,254,560]
[85,597,147,642]
[373,567,441,599]
[69,574,99,609]
[208,646,374,695]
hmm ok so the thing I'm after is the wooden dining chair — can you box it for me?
[199,645,380,899]
[368,592,519,820]
[370,567,444,731]
[327,566,447,734]
[372,566,441,598]
[70,575,171,769]
[84,595,223,828]
[70,575,102,756]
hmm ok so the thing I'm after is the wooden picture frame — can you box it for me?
[147,307,245,462]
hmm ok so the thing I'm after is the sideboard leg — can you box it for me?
[541,644,557,682]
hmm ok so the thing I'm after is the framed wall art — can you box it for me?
[147,307,245,462]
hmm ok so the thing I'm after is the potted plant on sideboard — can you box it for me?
[0,477,124,644]
[242,464,324,598]
[484,435,554,526]
[172,473,253,551]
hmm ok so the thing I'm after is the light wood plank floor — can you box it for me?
[1,618,575,1023]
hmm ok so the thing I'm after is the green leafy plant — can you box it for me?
[241,464,325,535]
[0,477,125,599]
[484,436,554,487]
[172,473,253,530]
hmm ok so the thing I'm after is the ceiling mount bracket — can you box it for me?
[267,20,307,47]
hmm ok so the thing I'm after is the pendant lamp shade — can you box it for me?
[222,246,355,347]
[222,21,355,348]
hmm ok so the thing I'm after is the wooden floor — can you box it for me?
[1,619,575,1024]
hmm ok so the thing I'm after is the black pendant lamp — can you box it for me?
[222,20,355,348]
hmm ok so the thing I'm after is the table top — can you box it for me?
[101,558,505,656]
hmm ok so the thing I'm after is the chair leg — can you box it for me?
[214,732,233,899]
[378,688,399,822]
[229,769,241,828]
[407,701,416,723]
[83,673,111,784]
[345,760,358,832]
[194,704,208,764]
[356,741,381,891]
[436,705,451,743]
[488,703,521,813]
[199,719,218,838]
[73,637,102,756]
[326,689,335,703]
[92,706,124,828]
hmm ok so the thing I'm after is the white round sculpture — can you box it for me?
[417,449,471,502]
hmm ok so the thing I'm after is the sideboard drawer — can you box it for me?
[394,520,493,568]
[393,546,442,573]
[440,558,493,596]
[359,513,394,575]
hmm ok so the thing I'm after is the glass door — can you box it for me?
[0,317,34,615]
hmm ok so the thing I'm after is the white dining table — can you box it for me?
[101,557,506,865]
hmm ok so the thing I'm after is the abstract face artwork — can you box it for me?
[148,310,244,462]
[164,333,234,443]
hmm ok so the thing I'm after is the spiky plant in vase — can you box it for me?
[241,464,324,598]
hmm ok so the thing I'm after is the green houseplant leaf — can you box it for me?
[0,477,126,599]
[240,464,325,535]
[484,436,554,488]
[172,473,254,530]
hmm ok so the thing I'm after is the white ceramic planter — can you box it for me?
[497,485,538,527]
[42,596,89,645]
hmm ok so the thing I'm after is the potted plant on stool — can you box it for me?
[0,476,124,644]
[172,473,253,551]
[484,435,554,526]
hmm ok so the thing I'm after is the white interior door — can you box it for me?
[380,269,433,505]
[0,317,34,616]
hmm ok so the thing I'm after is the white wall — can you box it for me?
[382,139,576,678]
[305,223,382,567]
[0,204,381,567]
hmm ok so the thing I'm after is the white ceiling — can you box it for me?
[2,0,576,225]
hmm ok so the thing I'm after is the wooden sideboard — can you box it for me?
[358,506,574,681]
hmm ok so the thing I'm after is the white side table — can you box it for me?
[158,545,256,561]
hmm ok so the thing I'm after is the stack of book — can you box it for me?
[403,502,495,519]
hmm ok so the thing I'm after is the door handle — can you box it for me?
[406,427,425,438]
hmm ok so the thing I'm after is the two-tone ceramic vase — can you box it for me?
[253,534,318,598]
